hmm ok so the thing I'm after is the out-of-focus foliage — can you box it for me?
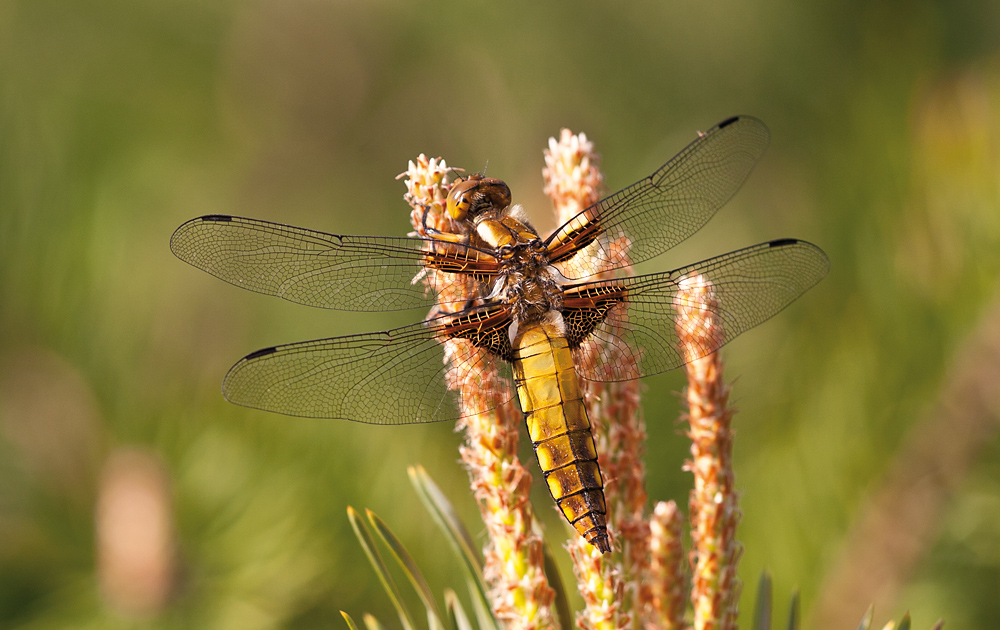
[1,1,999,628]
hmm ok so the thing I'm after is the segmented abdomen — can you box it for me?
[512,321,610,553]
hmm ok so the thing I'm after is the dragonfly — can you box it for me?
[170,116,829,554]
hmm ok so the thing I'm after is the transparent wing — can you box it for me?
[170,215,498,312]
[222,313,516,424]
[566,239,830,381]
[549,116,771,278]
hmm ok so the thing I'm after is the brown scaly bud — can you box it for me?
[544,128,604,225]
[646,501,687,630]
[674,274,742,630]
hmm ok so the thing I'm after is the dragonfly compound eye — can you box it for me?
[446,179,474,221]
[446,175,512,221]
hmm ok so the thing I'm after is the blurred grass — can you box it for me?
[1,0,999,628]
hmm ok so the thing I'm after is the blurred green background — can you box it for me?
[2,0,1000,628]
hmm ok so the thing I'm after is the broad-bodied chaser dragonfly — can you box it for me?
[171,116,829,553]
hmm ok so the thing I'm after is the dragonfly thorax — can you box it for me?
[496,264,563,323]
[490,233,564,324]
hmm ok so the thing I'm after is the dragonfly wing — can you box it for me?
[564,239,830,381]
[549,116,771,278]
[170,215,498,312]
[223,311,516,424]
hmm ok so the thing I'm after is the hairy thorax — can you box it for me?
[478,213,564,324]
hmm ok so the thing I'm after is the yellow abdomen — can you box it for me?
[512,319,610,553]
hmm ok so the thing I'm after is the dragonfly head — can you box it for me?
[446,174,511,221]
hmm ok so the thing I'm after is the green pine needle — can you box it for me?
[341,611,362,630]
[543,539,572,630]
[786,590,800,630]
[858,605,874,630]
[408,465,499,630]
[753,571,773,630]
[366,509,445,630]
[445,589,474,630]
[348,506,417,630]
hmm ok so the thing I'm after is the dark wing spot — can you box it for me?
[245,347,278,360]
[718,116,740,129]
[201,214,234,222]
[768,238,800,248]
